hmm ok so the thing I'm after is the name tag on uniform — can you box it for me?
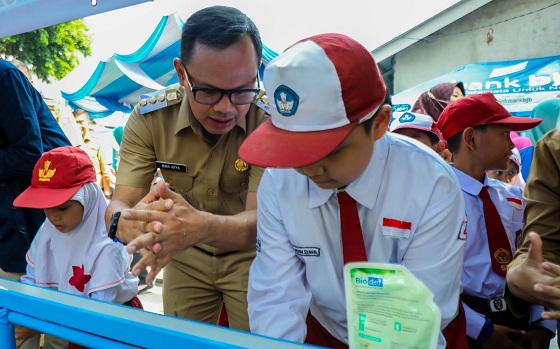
[293,246,321,257]
[155,161,187,172]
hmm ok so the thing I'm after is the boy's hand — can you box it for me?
[482,324,524,349]
[515,327,553,349]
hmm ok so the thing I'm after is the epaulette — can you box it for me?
[139,85,183,115]
[255,91,270,114]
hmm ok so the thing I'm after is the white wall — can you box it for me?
[393,0,560,93]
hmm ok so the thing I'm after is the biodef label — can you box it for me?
[355,277,383,287]
[345,263,441,349]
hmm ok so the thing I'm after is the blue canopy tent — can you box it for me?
[61,12,279,119]
[392,55,560,117]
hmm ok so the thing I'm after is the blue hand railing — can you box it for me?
[0,278,318,349]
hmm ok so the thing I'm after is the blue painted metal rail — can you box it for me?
[0,278,319,349]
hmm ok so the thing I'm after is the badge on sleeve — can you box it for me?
[457,219,468,240]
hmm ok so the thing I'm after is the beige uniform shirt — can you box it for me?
[117,84,268,256]
[507,129,560,316]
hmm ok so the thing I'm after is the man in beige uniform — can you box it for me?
[105,5,267,330]
[507,129,560,319]
[74,109,116,198]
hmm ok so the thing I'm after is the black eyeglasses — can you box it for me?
[180,61,260,105]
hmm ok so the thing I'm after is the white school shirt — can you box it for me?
[452,168,555,338]
[248,134,466,348]
[21,183,138,304]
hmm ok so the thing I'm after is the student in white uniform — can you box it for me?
[12,146,141,349]
[239,33,468,349]
[435,92,554,349]
[389,111,448,160]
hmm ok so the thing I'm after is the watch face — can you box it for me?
[112,211,121,221]
[109,211,121,239]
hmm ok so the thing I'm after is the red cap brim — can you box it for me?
[239,118,356,168]
[491,116,542,131]
[13,185,82,209]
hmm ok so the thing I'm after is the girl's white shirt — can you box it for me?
[22,182,138,304]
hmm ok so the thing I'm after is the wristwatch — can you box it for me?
[108,211,121,240]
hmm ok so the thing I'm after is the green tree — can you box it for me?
[0,19,91,82]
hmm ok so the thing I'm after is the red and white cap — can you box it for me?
[390,111,443,142]
[13,146,96,209]
[436,92,542,141]
[239,33,387,168]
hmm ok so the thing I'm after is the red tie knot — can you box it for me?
[337,191,354,204]
[479,186,490,199]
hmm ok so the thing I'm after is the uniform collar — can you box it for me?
[451,166,488,196]
[308,134,389,209]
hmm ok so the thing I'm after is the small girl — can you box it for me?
[13,146,141,349]
[487,147,525,189]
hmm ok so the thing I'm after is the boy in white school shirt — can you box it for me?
[389,111,450,161]
[239,33,468,349]
[435,92,554,348]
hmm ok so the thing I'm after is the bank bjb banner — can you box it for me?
[392,55,560,116]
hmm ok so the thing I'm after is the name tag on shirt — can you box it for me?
[155,161,187,172]
[293,246,321,257]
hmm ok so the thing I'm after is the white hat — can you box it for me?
[390,112,443,142]
[239,33,387,168]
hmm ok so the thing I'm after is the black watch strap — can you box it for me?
[108,211,121,240]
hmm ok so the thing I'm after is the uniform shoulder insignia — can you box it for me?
[139,84,184,115]
[255,91,270,114]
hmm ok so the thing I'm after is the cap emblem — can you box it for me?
[39,160,56,182]
[274,85,299,117]
[399,112,416,123]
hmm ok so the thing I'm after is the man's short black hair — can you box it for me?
[180,6,262,68]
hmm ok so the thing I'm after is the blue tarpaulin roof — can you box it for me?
[61,12,279,118]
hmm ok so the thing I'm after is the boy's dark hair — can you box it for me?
[180,6,262,68]
[362,90,391,133]
[426,131,441,146]
[447,124,488,153]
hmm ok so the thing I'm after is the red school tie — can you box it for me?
[337,191,368,264]
[478,186,513,277]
